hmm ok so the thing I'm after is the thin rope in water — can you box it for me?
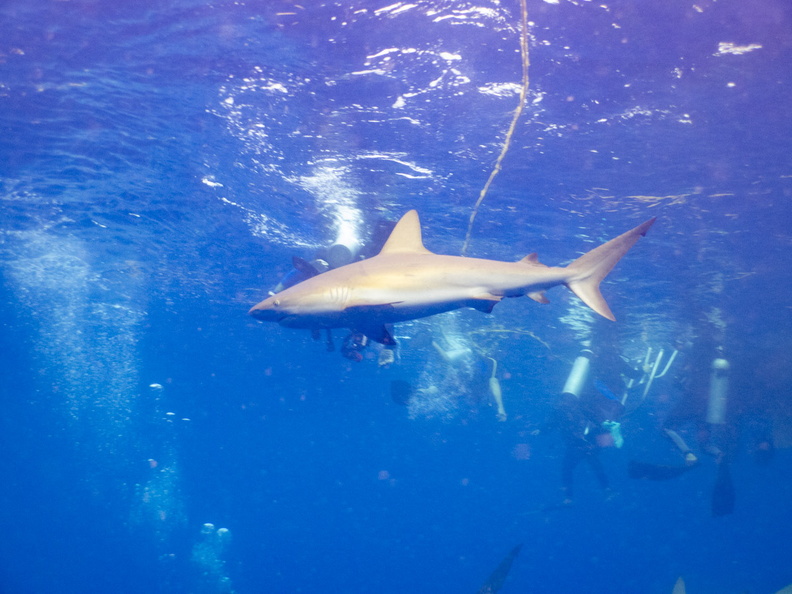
[461,0,530,256]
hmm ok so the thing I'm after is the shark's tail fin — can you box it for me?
[565,218,656,320]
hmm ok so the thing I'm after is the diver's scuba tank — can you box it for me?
[326,236,361,269]
[327,217,363,269]
[562,349,593,398]
[706,357,730,425]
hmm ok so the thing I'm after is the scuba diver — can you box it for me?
[664,356,731,464]
[431,331,508,421]
[542,343,641,505]
[628,346,740,516]
[390,325,508,420]
[339,328,396,366]
[268,217,397,365]
[340,331,369,363]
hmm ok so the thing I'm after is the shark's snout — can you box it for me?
[248,298,280,322]
[249,303,301,329]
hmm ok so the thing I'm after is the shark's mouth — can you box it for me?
[249,306,327,329]
[248,307,281,322]
[278,315,298,327]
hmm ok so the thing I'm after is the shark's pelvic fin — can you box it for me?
[565,217,656,321]
[378,210,434,255]
[528,290,550,304]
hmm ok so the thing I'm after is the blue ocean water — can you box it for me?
[1,0,791,592]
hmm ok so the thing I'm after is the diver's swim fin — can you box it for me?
[390,379,412,406]
[292,256,323,278]
[711,460,735,517]
[628,460,693,481]
[476,544,522,594]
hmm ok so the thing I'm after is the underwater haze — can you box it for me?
[1,0,791,593]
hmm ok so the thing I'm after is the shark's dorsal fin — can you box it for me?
[378,210,433,255]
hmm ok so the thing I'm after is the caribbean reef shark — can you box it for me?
[249,210,655,343]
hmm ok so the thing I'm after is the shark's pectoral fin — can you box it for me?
[345,303,400,315]
[344,304,400,344]
[528,290,550,304]
[469,294,502,313]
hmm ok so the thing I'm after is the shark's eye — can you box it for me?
[273,299,281,307]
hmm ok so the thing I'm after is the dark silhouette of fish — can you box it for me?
[477,544,522,594]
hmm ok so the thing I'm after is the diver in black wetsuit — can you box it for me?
[544,344,639,505]
[628,346,740,516]
[270,217,398,363]
[554,392,614,503]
